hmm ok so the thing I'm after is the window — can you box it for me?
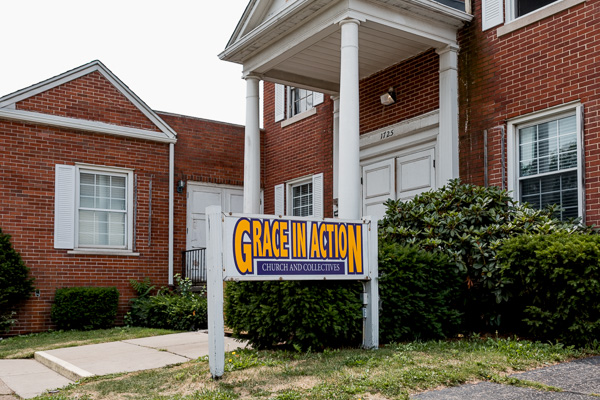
[291,181,313,217]
[274,84,324,123]
[274,173,323,218]
[289,88,314,117]
[54,164,134,252]
[78,170,128,247]
[513,0,557,17]
[508,104,583,221]
[482,0,584,34]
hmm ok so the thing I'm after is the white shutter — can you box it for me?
[274,84,285,122]
[313,92,324,106]
[482,0,504,30]
[54,164,76,249]
[274,184,284,216]
[312,173,323,218]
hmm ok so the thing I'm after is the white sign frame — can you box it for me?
[206,206,378,378]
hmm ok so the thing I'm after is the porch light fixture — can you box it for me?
[177,180,185,194]
[380,87,396,106]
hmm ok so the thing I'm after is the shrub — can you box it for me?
[379,243,462,342]
[126,275,207,331]
[0,228,35,333]
[379,179,587,330]
[51,287,119,330]
[225,280,362,351]
[498,232,600,346]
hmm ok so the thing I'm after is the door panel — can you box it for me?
[186,184,243,249]
[362,158,396,221]
[396,148,435,200]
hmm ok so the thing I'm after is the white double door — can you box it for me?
[362,147,436,221]
[186,183,244,249]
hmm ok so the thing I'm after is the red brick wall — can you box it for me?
[458,0,600,224]
[262,52,439,215]
[158,112,246,265]
[359,49,439,134]
[0,120,171,334]
[263,82,334,217]
[17,71,160,132]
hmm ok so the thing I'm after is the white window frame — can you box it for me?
[495,0,586,36]
[507,102,584,220]
[287,176,314,217]
[54,163,137,255]
[274,84,324,126]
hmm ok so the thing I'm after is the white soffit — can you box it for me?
[221,0,471,93]
[0,60,177,143]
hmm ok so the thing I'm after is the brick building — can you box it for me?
[221,0,599,227]
[0,61,246,334]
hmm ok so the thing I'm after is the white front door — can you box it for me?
[362,158,396,220]
[362,148,436,221]
[186,183,244,249]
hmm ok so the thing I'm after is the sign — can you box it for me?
[206,207,379,379]
[223,216,370,280]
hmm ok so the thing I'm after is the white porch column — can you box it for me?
[244,75,261,214]
[338,19,361,220]
[332,96,340,213]
[436,44,460,183]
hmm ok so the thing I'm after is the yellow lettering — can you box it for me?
[339,224,347,259]
[310,222,320,258]
[319,223,327,259]
[348,224,362,274]
[233,219,252,274]
[294,222,306,258]
[252,219,263,257]
[280,221,289,258]
[263,220,273,258]
[326,223,335,259]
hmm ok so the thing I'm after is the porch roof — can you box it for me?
[219,0,472,95]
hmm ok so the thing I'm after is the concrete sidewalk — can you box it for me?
[0,331,247,399]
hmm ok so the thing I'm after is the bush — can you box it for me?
[379,179,587,330]
[379,243,462,342]
[126,275,207,331]
[51,287,119,330]
[498,232,600,346]
[225,280,362,351]
[0,228,35,333]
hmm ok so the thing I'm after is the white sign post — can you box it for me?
[206,206,378,378]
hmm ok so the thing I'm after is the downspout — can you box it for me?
[169,142,174,285]
[500,126,506,190]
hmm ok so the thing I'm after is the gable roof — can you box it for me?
[0,60,177,144]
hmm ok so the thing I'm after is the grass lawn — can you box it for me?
[0,327,180,359]
[31,336,599,400]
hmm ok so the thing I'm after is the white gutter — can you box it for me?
[169,142,175,285]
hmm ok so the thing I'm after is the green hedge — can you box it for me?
[126,275,207,331]
[225,280,362,351]
[498,232,600,346]
[379,243,462,342]
[0,228,34,333]
[379,179,586,330]
[51,287,119,330]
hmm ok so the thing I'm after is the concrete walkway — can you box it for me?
[0,331,247,399]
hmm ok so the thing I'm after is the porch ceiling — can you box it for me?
[220,0,472,95]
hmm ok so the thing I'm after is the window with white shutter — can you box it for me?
[284,173,324,218]
[54,164,134,251]
[275,84,324,123]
